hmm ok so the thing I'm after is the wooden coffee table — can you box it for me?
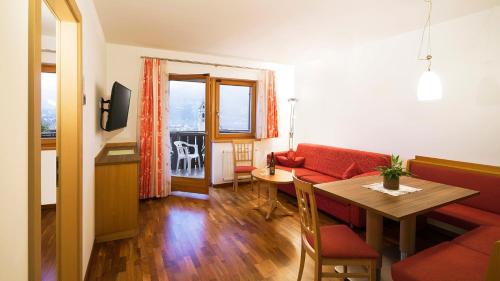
[315,175,479,268]
[251,168,293,220]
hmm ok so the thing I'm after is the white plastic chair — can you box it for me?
[174,141,201,173]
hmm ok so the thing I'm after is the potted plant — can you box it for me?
[376,155,411,190]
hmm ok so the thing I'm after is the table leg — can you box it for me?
[400,215,416,260]
[266,183,278,219]
[366,211,383,281]
[253,180,264,209]
[265,183,292,220]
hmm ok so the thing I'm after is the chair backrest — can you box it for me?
[486,241,500,281]
[293,173,321,259]
[173,141,188,157]
[232,140,254,167]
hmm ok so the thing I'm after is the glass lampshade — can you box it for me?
[417,70,442,101]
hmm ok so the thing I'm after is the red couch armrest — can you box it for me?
[267,151,290,165]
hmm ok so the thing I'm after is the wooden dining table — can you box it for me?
[315,175,479,266]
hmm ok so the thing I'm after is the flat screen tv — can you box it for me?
[100,82,131,132]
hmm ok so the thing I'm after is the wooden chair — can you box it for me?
[232,140,256,191]
[486,241,500,281]
[293,174,378,281]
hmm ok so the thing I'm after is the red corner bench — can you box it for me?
[268,143,390,227]
[408,156,500,230]
[392,156,500,281]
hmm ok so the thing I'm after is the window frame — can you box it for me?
[41,63,56,150]
[213,78,257,140]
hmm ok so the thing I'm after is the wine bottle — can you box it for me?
[269,152,276,175]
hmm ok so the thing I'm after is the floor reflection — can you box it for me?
[171,166,204,179]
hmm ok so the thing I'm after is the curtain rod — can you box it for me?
[140,56,268,71]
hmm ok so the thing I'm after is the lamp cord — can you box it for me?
[417,0,433,70]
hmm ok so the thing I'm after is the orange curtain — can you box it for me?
[265,71,279,138]
[139,58,171,199]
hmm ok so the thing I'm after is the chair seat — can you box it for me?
[306,225,379,259]
[234,166,257,173]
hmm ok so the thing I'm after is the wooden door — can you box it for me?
[28,0,83,280]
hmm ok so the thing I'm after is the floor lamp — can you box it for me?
[288,98,298,150]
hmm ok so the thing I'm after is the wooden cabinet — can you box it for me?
[95,143,139,242]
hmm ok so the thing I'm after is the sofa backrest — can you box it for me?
[408,156,500,215]
[295,143,390,179]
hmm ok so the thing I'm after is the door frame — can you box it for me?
[28,0,83,280]
[169,74,212,194]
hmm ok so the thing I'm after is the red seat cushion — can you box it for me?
[300,175,338,184]
[276,165,321,178]
[276,165,292,172]
[276,155,305,168]
[453,226,500,255]
[352,171,380,178]
[428,203,500,230]
[234,166,257,173]
[391,242,489,281]
[306,225,378,259]
[276,167,322,178]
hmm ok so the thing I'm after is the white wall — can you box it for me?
[106,43,295,184]
[41,151,57,205]
[0,0,29,279]
[76,0,108,276]
[295,6,500,166]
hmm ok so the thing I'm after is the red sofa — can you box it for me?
[392,156,500,281]
[268,143,390,227]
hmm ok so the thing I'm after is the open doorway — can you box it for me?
[28,0,83,280]
[169,74,211,194]
[40,2,57,280]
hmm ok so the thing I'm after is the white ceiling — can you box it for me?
[93,0,499,63]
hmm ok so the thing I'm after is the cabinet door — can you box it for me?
[95,163,138,240]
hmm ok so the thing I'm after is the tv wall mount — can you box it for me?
[100,98,110,131]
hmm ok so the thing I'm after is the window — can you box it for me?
[41,64,56,150]
[214,79,256,139]
[169,80,206,132]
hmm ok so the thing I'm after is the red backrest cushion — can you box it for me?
[295,143,390,179]
[409,161,500,214]
[342,162,362,179]
[276,156,305,168]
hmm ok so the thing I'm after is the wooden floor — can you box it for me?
[42,206,56,281]
[85,184,350,281]
[41,184,451,281]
